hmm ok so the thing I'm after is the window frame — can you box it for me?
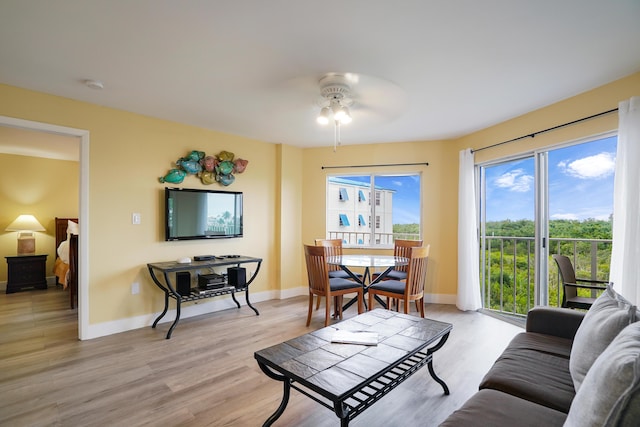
[326,172,422,248]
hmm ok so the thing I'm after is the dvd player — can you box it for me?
[194,255,216,261]
[198,273,227,289]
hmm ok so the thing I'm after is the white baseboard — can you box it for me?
[84,288,280,340]
[424,293,457,304]
[57,286,456,340]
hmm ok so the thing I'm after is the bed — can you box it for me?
[53,217,79,309]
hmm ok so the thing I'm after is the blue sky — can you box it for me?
[375,175,421,224]
[334,175,421,224]
[484,136,617,222]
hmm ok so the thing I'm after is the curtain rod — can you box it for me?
[471,108,619,153]
[321,162,429,170]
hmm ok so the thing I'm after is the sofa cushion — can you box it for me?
[479,332,575,413]
[569,285,637,391]
[439,389,567,427]
[525,306,585,339]
[565,321,640,427]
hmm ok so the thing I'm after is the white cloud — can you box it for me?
[558,152,615,179]
[494,169,533,192]
[551,213,579,220]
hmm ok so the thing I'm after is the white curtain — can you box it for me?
[610,96,640,305]
[457,148,482,311]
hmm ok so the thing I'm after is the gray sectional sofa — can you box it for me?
[441,285,640,426]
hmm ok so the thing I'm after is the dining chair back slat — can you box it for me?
[393,239,423,273]
[304,244,364,326]
[314,239,343,272]
[368,245,430,317]
[406,245,430,298]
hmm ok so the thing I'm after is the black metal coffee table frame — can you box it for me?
[255,310,452,426]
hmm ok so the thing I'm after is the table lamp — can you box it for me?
[5,214,46,255]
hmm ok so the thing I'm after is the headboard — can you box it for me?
[55,217,79,250]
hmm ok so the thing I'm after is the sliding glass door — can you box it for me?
[479,134,616,315]
[545,136,616,307]
[480,156,536,314]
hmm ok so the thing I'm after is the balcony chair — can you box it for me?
[304,244,364,327]
[368,245,430,317]
[552,254,608,310]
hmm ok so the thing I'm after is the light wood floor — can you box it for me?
[0,288,523,427]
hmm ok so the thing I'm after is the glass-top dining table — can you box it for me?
[327,254,409,311]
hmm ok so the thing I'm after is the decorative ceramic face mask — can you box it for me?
[217,173,235,186]
[201,155,217,172]
[199,170,216,185]
[159,168,186,184]
[160,149,248,186]
[234,158,248,173]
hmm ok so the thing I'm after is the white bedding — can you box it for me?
[57,220,79,264]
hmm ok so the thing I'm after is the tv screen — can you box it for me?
[165,188,243,241]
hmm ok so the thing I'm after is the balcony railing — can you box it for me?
[327,231,421,246]
[481,236,612,317]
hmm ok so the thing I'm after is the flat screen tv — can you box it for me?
[165,187,243,241]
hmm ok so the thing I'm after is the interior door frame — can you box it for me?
[0,115,90,340]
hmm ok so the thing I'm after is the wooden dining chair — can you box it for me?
[373,239,424,282]
[314,239,353,279]
[304,244,364,327]
[368,245,430,317]
[552,254,608,310]
[314,238,363,309]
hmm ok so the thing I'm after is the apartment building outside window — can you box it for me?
[326,174,421,247]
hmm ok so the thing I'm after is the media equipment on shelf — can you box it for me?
[227,267,246,289]
[176,271,192,296]
[198,272,227,290]
[193,255,216,261]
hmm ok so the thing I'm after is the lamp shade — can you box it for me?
[5,214,46,232]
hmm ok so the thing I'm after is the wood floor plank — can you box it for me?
[0,287,522,426]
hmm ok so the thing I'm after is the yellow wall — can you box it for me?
[277,144,304,293]
[0,84,279,327]
[457,73,640,163]
[0,154,79,281]
[0,70,638,336]
[301,140,460,300]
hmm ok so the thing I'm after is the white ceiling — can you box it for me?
[1,0,639,151]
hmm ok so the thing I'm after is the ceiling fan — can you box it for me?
[275,72,408,149]
[311,72,407,150]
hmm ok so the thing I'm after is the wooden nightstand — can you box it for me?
[5,254,48,293]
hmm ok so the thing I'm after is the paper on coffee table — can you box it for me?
[331,330,379,345]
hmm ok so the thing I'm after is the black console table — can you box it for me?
[147,256,262,339]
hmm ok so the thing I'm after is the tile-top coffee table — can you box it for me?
[254,309,452,426]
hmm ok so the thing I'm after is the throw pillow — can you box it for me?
[564,321,640,426]
[569,284,637,391]
[67,220,79,236]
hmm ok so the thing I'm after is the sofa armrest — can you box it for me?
[526,307,585,339]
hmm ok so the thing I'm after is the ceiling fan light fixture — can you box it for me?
[317,106,331,125]
[338,105,352,124]
[316,73,357,150]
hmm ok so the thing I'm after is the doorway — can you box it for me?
[0,115,89,339]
